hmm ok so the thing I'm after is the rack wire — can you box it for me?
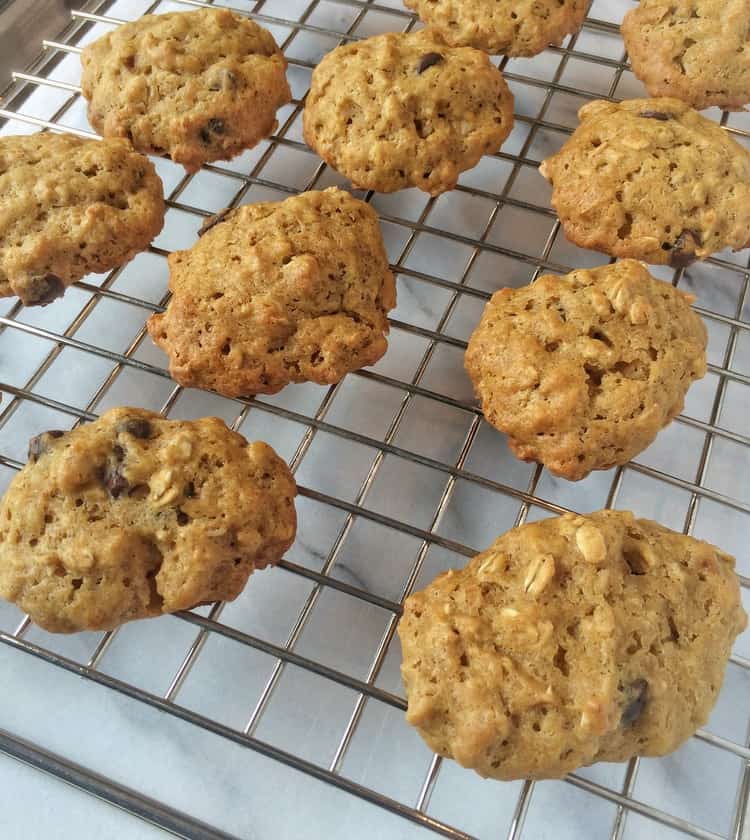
[0,1,748,838]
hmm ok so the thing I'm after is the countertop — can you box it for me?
[0,1,748,838]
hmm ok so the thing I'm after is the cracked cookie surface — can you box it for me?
[81,8,291,172]
[148,188,396,397]
[539,98,750,265]
[622,0,750,111]
[302,30,514,195]
[403,0,587,56]
[0,407,297,633]
[465,260,707,481]
[0,132,164,306]
[398,510,747,780]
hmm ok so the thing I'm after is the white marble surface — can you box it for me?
[0,0,749,838]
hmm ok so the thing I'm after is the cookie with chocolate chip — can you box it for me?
[0,408,297,632]
[0,133,164,306]
[403,0,587,56]
[399,510,747,780]
[539,98,750,266]
[81,8,291,172]
[303,30,514,195]
[622,0,750,111]
[148,188,396,396]
[465,260,707,481]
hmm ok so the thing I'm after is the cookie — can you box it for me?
[0,133,164,306]
[302,30,514,195]
[148,188,396,397]
[539,98,750,266]
[403,0,587,56]
[622,0,750,111]
[0,408,297,633]
[399,510,747,781]
[465,260,707,481]
[81,8,291,172]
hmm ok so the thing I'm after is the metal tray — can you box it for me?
[0,1,748,838]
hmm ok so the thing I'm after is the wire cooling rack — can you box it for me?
[0,1,748,838]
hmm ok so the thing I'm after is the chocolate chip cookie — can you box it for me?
[0,408,297,633]
[148,188,396,397]
[622,0,750,111]
[465,260,707,481]
[0,132,164,306]
[302,30,514,195]
[81,8,291,172]
[539,98,750,266]
[399,510,747,780]
[403,0,587,56]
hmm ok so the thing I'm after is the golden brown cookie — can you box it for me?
[464,260,707,481]
[80,8,291,172]
[539,98,750,266]
[0,408,297,633]
[403,0,587,56]
[622,0,750,111]
[302,30,514,195]
[399,510,747,781]
[148,188,396,397]
[0,133,164,306]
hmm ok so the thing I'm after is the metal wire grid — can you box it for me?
[0,0,748,838]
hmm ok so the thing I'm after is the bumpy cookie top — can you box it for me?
[148,188,396,397]
[0,408,297,633]
[81,8,291,172]
[539,98,750,265]
[622,0,750,111]
[302,30,514,195]
[465,261,707,480]
[0,133,164,306]
[403,0,587,56]
[399,510,747,780]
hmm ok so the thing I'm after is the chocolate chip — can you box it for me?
[670,252,696,268]
[24,274,65,307]
[27,429,65,462]
[105,464,129,498]
[624,550,647,575]
[639,111,673,121]
[199,118,226,143]
[176,511,190,526]
[185,481,196,498]
[620,679,648,727]
[417,53,444,74]
[675,228,703,249]
[665,229,702,268]
[198,207,232,237]
[116,418,152,439]
[100,443,128,497]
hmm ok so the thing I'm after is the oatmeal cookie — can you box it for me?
[148,188,396,396]
[464,260,707,480]
[0,132,164,306]
[303,30,514,195]
[0,408,297,633]
[622,0,750,111]
[399,510,747,780]
[539,98,750,265]
[81,8,291,172]
[403,0,587,56]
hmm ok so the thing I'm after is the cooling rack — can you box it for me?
[0,1,748,838]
